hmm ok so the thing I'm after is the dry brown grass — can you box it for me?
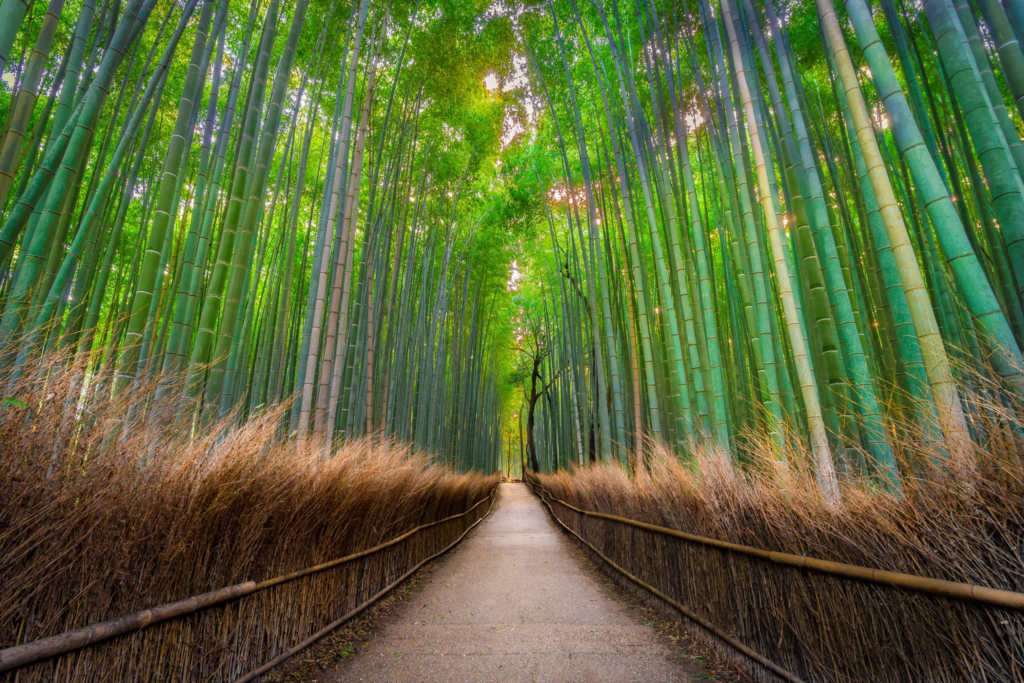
[532,438,1024,682]
[0,353,496,682]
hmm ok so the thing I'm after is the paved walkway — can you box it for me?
[326,482,707,682]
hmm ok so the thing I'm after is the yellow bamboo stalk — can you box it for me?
[816,0,974,470]
[718,0,839,503]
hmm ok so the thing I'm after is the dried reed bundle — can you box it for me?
[533,432,1024,682]
[0,354,496,682]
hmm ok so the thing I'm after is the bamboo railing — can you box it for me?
[0,487,496,680]
[528,475,1024,683]
[525,477,1024,610]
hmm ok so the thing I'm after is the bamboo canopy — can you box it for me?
[3,0,1024,496]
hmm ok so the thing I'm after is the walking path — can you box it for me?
[325,482,712,682]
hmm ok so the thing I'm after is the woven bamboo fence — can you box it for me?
[526,472,1024,682]
[0,488,495,682]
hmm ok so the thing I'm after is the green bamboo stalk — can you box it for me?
[112,0,213,395]
[209,0,308,416]
[842,0,1024,397]
[721,0,838,500]
[819,0,974,469]
[183,0,279,413]
[0,0,155,350]
[0,0,67,210]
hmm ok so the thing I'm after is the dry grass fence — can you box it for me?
[0,357,497,682]
[528,444,1024,683]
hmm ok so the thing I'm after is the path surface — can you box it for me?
[325,482,706,682]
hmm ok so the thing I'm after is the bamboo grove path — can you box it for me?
[324,483,717,682]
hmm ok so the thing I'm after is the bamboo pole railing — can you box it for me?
[0,487,496,676]
[525,475,1024,611]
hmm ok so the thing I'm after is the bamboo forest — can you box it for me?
[3,0,1024,680]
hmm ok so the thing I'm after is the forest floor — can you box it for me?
[266,483,746,683]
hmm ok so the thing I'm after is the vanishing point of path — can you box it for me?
[324,483,723,682]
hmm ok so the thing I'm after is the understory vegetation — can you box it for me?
[0,357,497,681]
[533,437,1024,681]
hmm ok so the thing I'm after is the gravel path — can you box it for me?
[324,482,713,682]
